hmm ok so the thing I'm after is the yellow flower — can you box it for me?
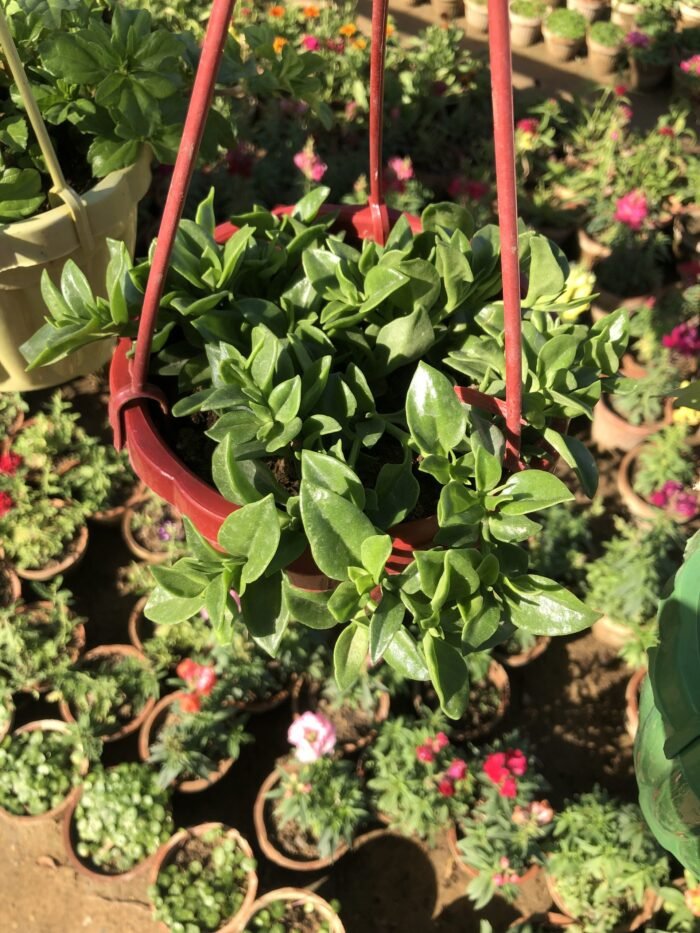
[269,4,285,16]
[672,381,700,427]
[303,4,320,16]
[352,37,367,50]
[339,22,357,36]
[273,36,288,53]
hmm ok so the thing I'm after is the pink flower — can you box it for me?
[499,856,510,869]
[493,873,505,887]
[626,29,650,47]
[301,34,320,50]
[446,759,467,780]
[614,84,628,96]
[500,776,518,798]
[432,732,450,752]
[483,752,509,785]
[293,139,327,182]
[512,805,528,825]
[531,800,555,825]
[649,489,668,507]
[0,452,22,475]
[437,778,455,797]
[506,749,528,777]
[680,55,700,76]
[614,190,648,230]
[610,130,620,142]
[345,101,358,121]
[619,105,633,123]
[516,117,539,135]
[674,492,698,519]
[179,692,202,714]
[326,38,345,53]
[387,156,414,182]
[288,711,336,762]
[662,322,700,356]
[416,743,435,763]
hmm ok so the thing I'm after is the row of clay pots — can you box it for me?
[617,438,700,525]
[13,499,89,583]
[591,395,674,454]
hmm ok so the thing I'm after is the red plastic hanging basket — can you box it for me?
[109,0,527,589]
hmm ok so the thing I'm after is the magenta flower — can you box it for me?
[446,759,468,780]
[288,711,336,763]
[675,492,698,518]
[614,190,648,230]
[448,177,488,200]
[516,117,539,135]
[387,156,414,182]
[293,138,327,182]
[680,54,700,76]
[326,38,345,53]
[649,480,698,519]
[416,743,435,763]
[301,34,320,51]
[626,29,651,47]
[662,322,700,356]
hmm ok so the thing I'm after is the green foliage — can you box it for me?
[0,489,85,570]
[0,579,85,693]
[544,9,587,39]
[366,714,474,844]
[633,425,695,499]
[74,763,173,874]
[269,756,368,858]
[527,501,594,593]
[510,0,546,16]
[589,20,624,46]
[148,826,256,933]
[611,357,678,426]
[0,391,27,433]
[547,789,669,933]
[243,896,338,933]
[0,726,84,816]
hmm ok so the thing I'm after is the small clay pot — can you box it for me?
[611,0,640,29]
[253,763,351,871]
[91,480,147,526]
[591,614,634,650]
[628,58,670,93]
[290,677,390,755]
[0,560,21,607]
[237,887,346,933]
[576,0,607,20]
[617,442,699,525]
[62,787,157,883]
[498,635,551,668]
[542,27,585,62]
[679,0,700,26]
[591,395,673,453]
[16,501,88,582]
[465,0,489,32]
[0,720,88,823]
[447,824,542,884]
[0,696,13,742]
[578,228,612,270]
[413,660,510,742]
[545,873,661,930]
[15,601,86,694]
[149,823,258,933]
[432,0,462,19]
[121,504,174,564]
[138,692,235,793]
[587,39,624,79]
[7,408,25,438]
[509,5,543,47]
[127,595,150,653]
[625,667,647,739]
[58,644,156,742]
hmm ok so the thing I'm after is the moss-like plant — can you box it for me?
[589,21,625,46]
[545,8,587,39]
[511,0,546,16]
[0,727,84,817]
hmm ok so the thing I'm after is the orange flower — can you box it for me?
[339,22,357,36]
[303,4,320,16]
[269,4,285,16]
[352,37,367,50]
[272,36,288,53]
[386,23,395,36]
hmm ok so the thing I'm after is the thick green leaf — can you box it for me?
[361,534,392,584]
[474,446,502,493]
[498,470,574,515]
[282,578,337,629]
[383,628,429,680]
[406,362,467,456]
[368,456,420,530]
[300,482,377,581]
[543,429,598,499]
[424,633,470,720]
[328,580,362,623]
[240,573,289,653]
[505,574,599,635]
[301,451,365,509]
[334,622,369,691]
[374,307,434,374]
[369,594,405,663]
[421,202,475,237]
[217,495,281,586]
[144,586,205,625]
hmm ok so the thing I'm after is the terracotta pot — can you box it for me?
[576,0,608,20]
[291,677,391,755]
[591,614,634,650]
[432,0,462,19]
[0,696,13,742]
[542,27,585,62]
[253,763,351,871]
[590,289,651,322]
[617,442,699,525]
[0,560,21,607]
[15,601,86,694]
[498,635,551,668]
[127,595,150,653]
[58,644,156,742]
[447,824,541,884]
[509,7,543,47]
[121,503,176,564]
[0,720,88,823]
[591,395,673,453]
[673,203,700,260]
[587,39,624,79]
[227,675,292,715]
[413,660,510,742]
[466,0,489,31]
[628,58,670,92]
[625,667,647,739]
[578,228,612,270]
[545,873,661,930]
[90,480,147,526]
[237,887,345,933]
[620,353,648,380]
[138,691,235,793]
[149,823,258,933]
[62,787,158,883]
[611,0,640,29]
[679,0,700,26]
[16,500,88,582]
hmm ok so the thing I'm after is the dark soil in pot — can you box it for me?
[293,678,390,752]
[413,661,509,741]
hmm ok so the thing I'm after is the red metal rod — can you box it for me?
[487,0,523,462]
[130,0,235,392]
[368,0,390,244]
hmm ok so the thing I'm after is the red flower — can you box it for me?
[516,117,539,135]
[446,759,468,780]
[194,665,217,696]
[176,659,198,683]
[179,692,202,714]
[505,749,527,777]
[437,778,455,797]
[432,732,449,752]
[658,126,675,137]
[483,752,509,784]
[500,776,518,798]
[0,452,22,475]
[614,84,628,96]
[0,491,14,517]
[416,743,435,763]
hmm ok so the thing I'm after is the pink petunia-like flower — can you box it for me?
[416,743,435,763]
[663,322,700,356]
[516,117,539,135]
[387,156,414,182]
[293,138,327,183]
[301,34,321,50]
[432,732,450,752]
[446,759,468,780]
[437,778,455,797]
[505,749,527,777]
[626,29,650,47]
[288,711,336,763]
[614,190,648,230]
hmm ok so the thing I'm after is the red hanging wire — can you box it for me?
[487,0,524,463]
[367,0,390,245]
